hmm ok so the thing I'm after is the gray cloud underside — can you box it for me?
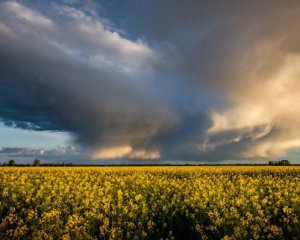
[1,0,300,161]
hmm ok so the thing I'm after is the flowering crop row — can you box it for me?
[0,166,299,239]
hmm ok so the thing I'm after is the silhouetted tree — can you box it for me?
[33,159,40,166]
[8,159,15,166]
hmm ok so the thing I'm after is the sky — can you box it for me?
[1,0,300,164]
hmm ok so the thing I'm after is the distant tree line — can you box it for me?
[268,160,291,166]
[1,159,73,167]
[1,159,297,167]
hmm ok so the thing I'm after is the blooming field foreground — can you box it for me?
[0,167,299,240]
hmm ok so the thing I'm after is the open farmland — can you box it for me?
[0,166,299,240]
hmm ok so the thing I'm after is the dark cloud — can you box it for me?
[1,1,300,162]
[100,0,300,90]
[0,1,182,160]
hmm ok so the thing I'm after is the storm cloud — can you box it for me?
[1,0,300,162]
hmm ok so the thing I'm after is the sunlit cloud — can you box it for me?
[207,49,300,159]
[92,146,160,160]
[92,146,133,159]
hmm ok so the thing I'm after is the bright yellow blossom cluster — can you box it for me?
[0,166,299,239]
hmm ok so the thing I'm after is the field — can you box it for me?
[0,167,299,240]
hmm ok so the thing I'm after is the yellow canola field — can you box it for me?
[0,166,299,240]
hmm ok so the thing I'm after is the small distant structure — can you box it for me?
[268,160,291,166]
